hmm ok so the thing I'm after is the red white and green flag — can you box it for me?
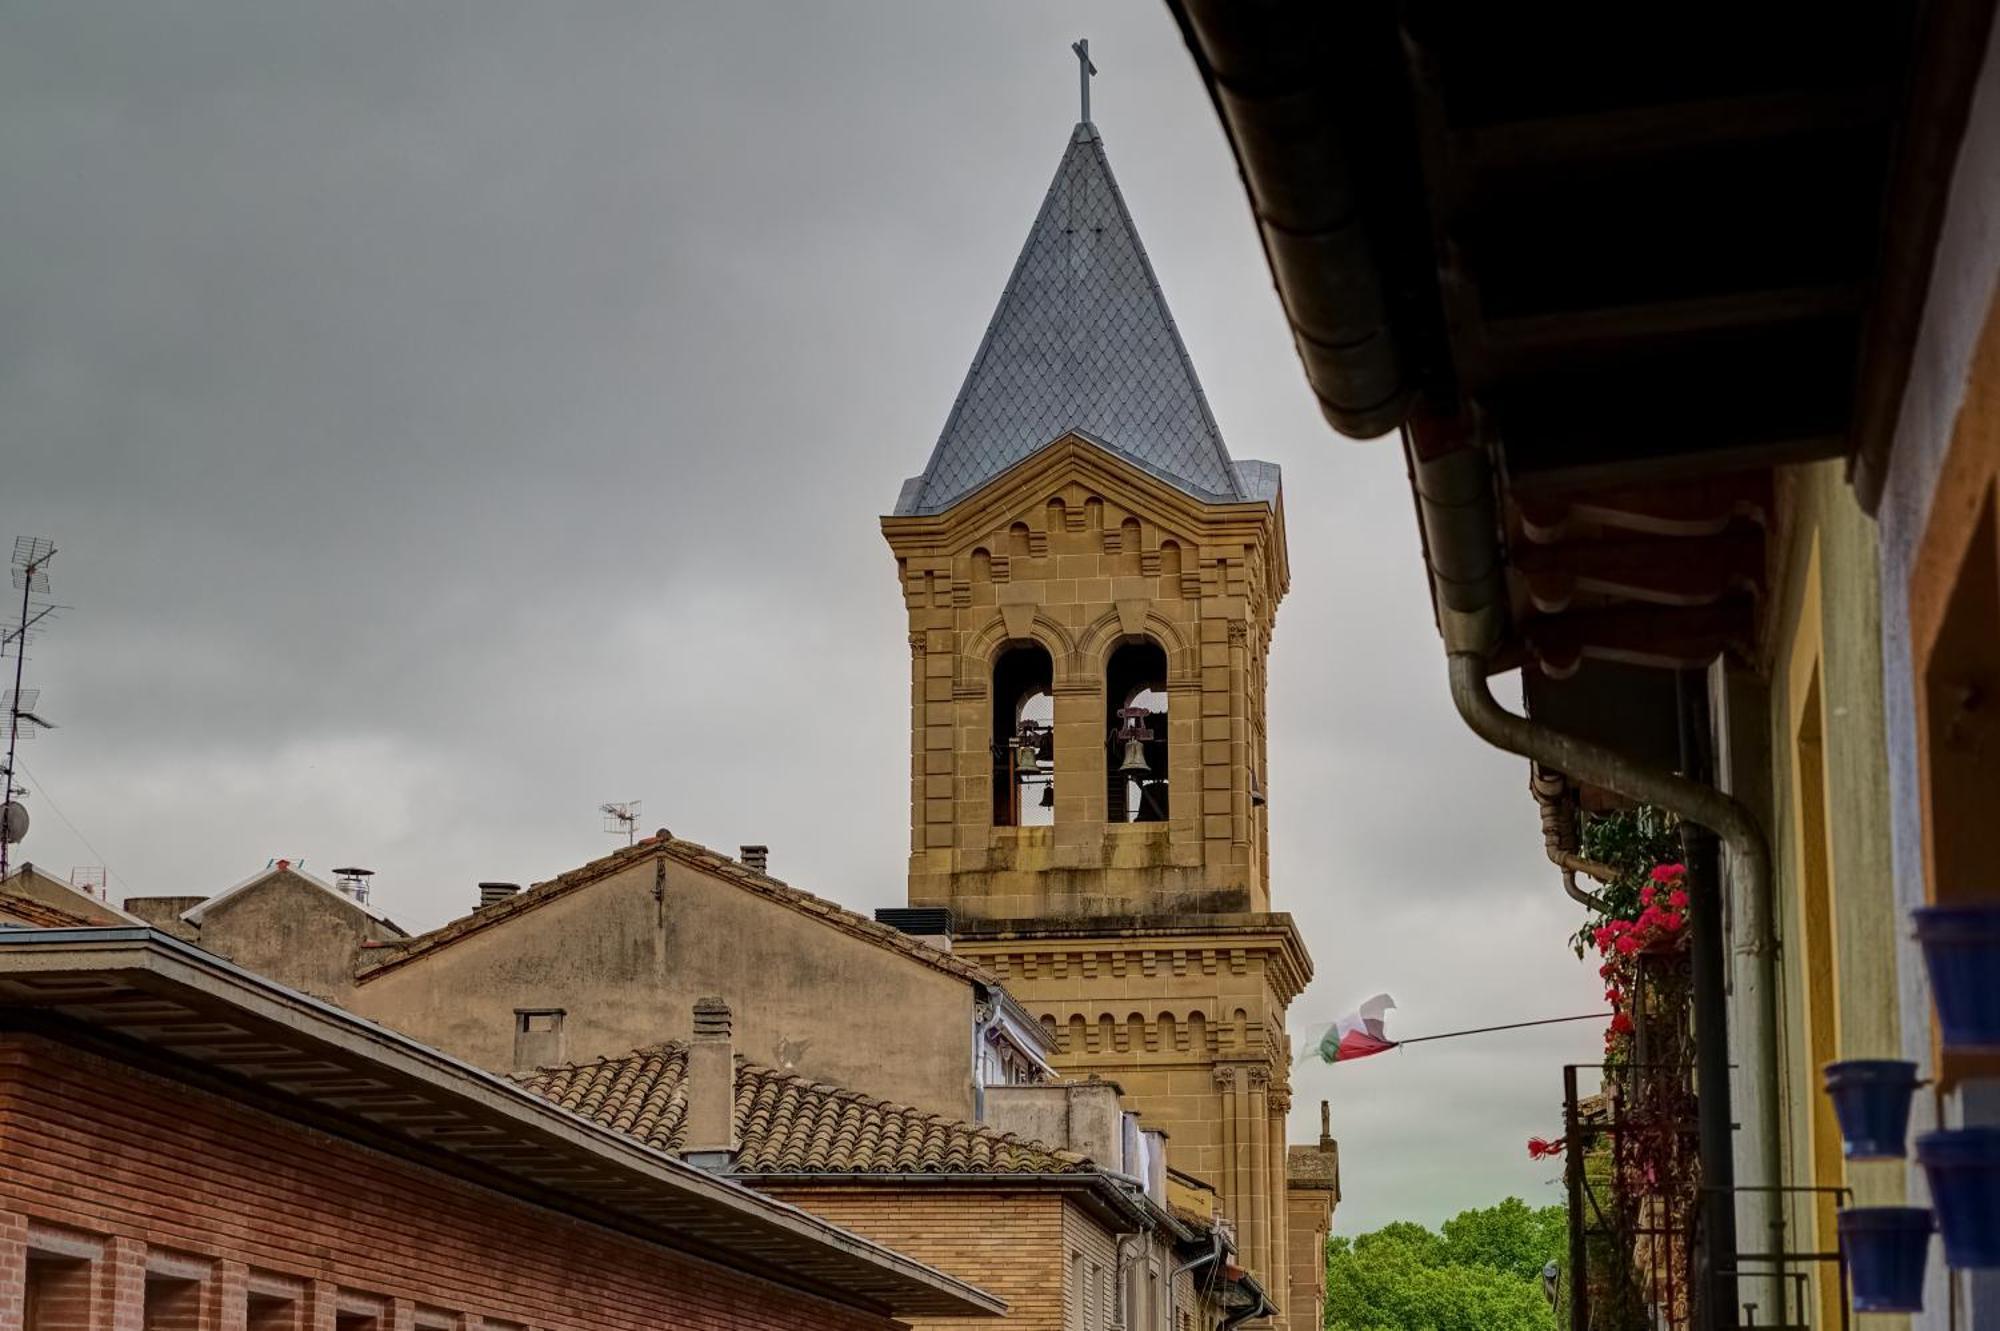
[1303,993,1398,1065]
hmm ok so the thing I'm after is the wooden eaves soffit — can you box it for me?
[1166,0,1996,675]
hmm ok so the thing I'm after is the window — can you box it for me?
[1106,640,1169,822]
[993,644,1055,827]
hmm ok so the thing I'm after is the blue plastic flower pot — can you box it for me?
[1824,1060,1921,1160]
[1914,905,2000,1051]
[1917,1127,2000,1268]
[1837,1207,1934,1312]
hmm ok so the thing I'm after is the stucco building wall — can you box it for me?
[192,872,399,1006]
[1750,458,1907,1325]
[350,855,981,1117]
[1874,14,2000,1327]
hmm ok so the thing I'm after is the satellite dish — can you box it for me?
[0,802,26,845]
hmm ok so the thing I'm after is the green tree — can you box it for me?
[1325,1199,1565,1331]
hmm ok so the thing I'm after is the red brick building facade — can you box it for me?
[0,930,999,1331]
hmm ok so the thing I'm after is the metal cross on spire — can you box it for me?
[1071,38,1097,124]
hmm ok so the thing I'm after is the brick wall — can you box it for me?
[0,1034,898,1331]
[759,1186,1099,1331]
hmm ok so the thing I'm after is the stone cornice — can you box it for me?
[881,435,1285,596]
[953,912,1313,1005]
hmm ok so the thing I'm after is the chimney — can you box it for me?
[683,997,738,1168]
[738,845,769,875]
[873,906,955,951]
[479,881,521,909]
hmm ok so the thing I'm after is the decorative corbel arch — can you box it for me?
[1075,605,1197,685]
[959,611,1081,694]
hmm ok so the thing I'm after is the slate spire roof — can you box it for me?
[895,122,1255,516]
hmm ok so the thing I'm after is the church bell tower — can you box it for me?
[882,83,1317,1324]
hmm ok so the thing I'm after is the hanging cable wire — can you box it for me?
[15,759,128,894]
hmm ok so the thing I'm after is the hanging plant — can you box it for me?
[1568,806,1682,958]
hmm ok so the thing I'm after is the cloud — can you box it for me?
[2,0,1601,1234]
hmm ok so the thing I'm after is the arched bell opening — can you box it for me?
[1105,639,1169,823]
[992,643,1055,827]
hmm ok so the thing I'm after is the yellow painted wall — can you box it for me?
[1764,459,1905,1327]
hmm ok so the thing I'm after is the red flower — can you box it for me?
[1640,885,1656,907]
[1668,888,1690,909]
[1650,863,1687,883]
[1659,912,1684,931]
[1615,934,1641,955]
[1611,1011,1635,1035]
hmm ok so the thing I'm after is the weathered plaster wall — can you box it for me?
[0,865,130,926]
[195,872,397,1004]
[1759,463,1905,1326]
[1876,17,2000,1326]
[351,856,980,1118]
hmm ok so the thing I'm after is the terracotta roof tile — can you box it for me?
[517,1043,1092,1177]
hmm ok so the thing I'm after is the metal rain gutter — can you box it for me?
[1169,0,1413,438]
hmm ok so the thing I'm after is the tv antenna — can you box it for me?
[600,800,642,847]
[2,538,63,882]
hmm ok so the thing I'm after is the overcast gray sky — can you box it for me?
[0,1,1606,1233]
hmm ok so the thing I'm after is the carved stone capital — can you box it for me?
[1212,1065,1239,1091]
[1269,1089,1292,1114]
[1247,1065,1272,1089]
[908,631,927,658]
[1226,621,1250,646]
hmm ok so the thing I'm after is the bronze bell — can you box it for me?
[1118,737,1150,774]
[1015,738,1041,773]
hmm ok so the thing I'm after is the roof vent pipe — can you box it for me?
[478,882,520,909]
[331,867,373,904]
[739,845,769,875]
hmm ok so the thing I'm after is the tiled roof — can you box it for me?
[519,1043,1093,1177]
[356,835,997,989]
[0,891,95,928]
[896,123,1253,516]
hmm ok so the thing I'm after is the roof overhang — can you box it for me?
[0,928,1002,1320]
[1166,0,1995,685]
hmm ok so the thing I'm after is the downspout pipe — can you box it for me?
[1406,417,1782,1304]
[1167,1240,1221,1331]
[1447,652,1781,1310]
